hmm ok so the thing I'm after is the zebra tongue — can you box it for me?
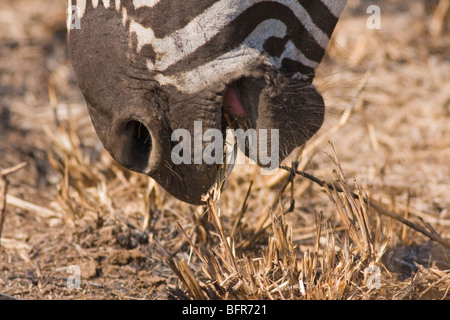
[223,86,246,118]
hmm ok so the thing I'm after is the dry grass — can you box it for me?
[159,146,450,300]
[27,114,448,300]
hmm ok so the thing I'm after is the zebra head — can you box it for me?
[67,0,347,204]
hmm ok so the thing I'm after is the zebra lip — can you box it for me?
[223,85,247,119]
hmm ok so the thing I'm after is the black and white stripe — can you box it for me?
[68,0,347,92]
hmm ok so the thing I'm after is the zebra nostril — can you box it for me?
[125,120,152,165]
[109,119,154,174]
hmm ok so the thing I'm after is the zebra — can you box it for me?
[67,0,347,204]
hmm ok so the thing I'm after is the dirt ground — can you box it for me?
[0,0,449,300]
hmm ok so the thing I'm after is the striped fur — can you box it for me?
[68,0,347,93]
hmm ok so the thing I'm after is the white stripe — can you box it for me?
[69,0,86,20]
[285,0,330,49]
[129,19,155,50]
[146,0,263,70]
[130,0,330,72]
[132,0,161,9]
[69,0,113,19]
[153,19,287,94]
[272,40,319,69]
[320,0,347,18]
[121,7,128,26]
[69,0,344,94]
[70,0,331,66]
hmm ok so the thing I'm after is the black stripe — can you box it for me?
[297,0,339,37]
[85,0,95,11]
[281,58,315,80]
[163,2,324,76]
[263,35,317,78]
[123,0,218,38]
[263,36,289,58]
